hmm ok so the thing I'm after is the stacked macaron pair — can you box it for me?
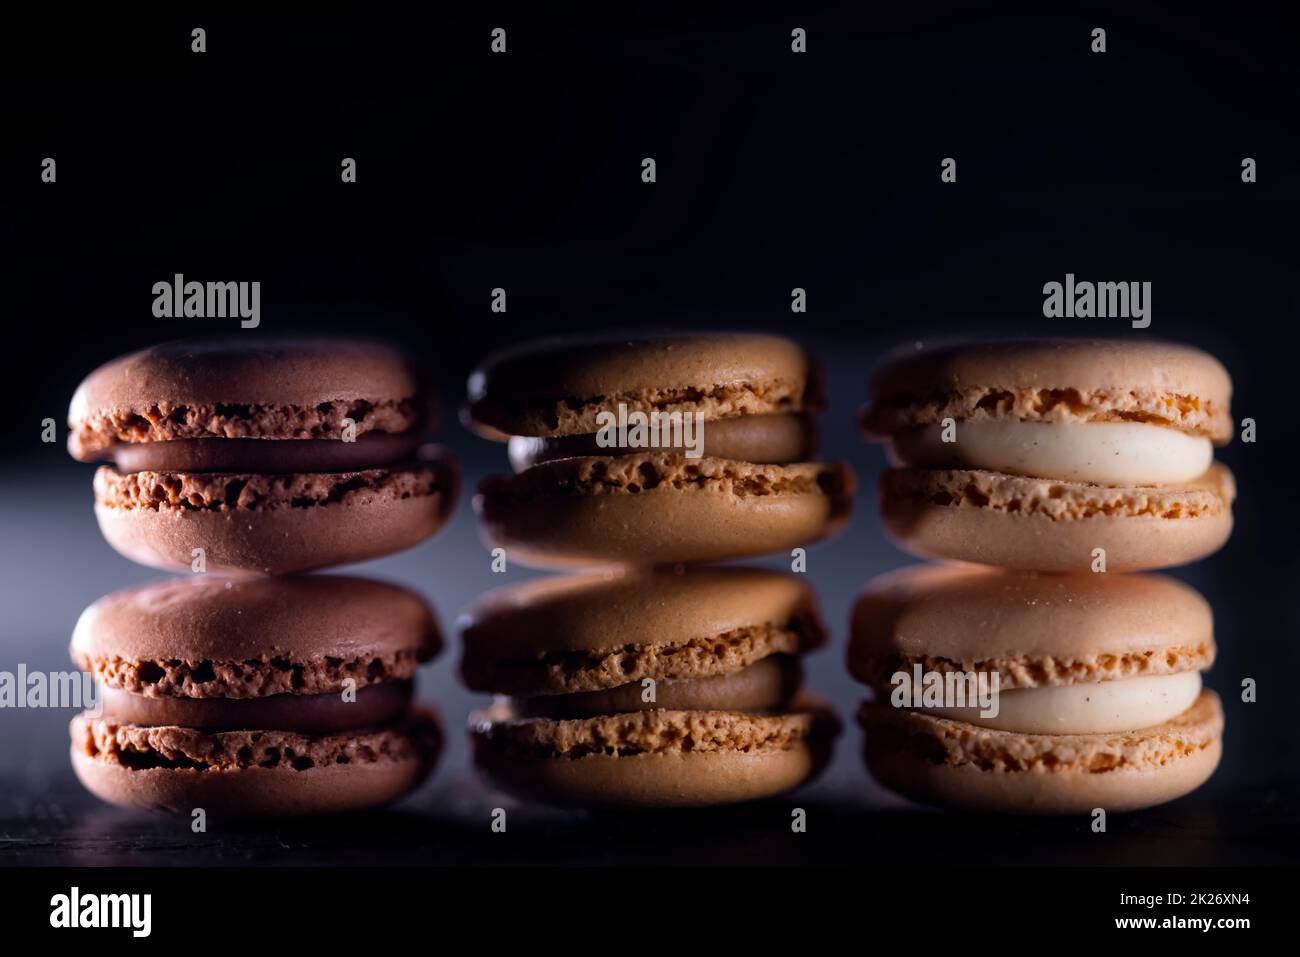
[66,339,457,815]
[460,333,853,807]
[852,339,1233,813]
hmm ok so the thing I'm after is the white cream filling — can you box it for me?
[890,419,1213,485]
[926,671,1202,735]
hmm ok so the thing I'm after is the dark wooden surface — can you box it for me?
[4,766,1295,868]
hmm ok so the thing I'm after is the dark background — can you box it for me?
[1,8,1297,866]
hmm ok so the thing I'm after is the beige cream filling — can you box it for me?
[925,671,1203,734]
[890,419,1214,485]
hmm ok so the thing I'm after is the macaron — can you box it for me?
[460,567,839,807]
[68,338,459,574]
[69,575,442,816]
[860,339,1235,571]
[466,333,853,567]
[848,564,1223,814]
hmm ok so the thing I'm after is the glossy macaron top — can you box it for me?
[847,564,1214,690]
[465,332,823,438]
[68,338,429,460]
[460,566,825,658]
[860,338,1232,442]
[71,575,440,694]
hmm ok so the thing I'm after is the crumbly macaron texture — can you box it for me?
[69,339,428,459]
[848,565,1215,690]
[78,650,427,699]
[94,463,446,513]
[481,452,847,503]
[70,575,440,694]
[859,690,1222,774]
[862,339,1232,442]
[72,712,440,772]
[473,707,830,759]
[464,622,808,695]
[467,333,822,437]
[880,462,1235,522]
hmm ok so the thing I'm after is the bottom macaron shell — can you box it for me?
[861,691,1223,815]
[70,710,441,816]
[477,454,853,568]
[471,703,838,808]
[879,464,1234,572]
[474,745,829,809]
[93,463,459,575]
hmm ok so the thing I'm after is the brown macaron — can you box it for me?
[69,575,442,816]
[68,339,459,575]
[460,567,839,807]
[848,564,1223,814]
[861,339,1235,572]
[466,333,852,568]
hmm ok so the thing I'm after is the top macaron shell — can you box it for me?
[72,575,441,694]
[847,564,1215,691]
[466,333,824,438]
[69,338,429,460]
[461,566,825,660]
[861,338,1233,442]
[460,567,827,696]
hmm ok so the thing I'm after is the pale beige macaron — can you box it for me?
[466,333,853,568]
[460,566,838,807]
[848,564,1223,814]
[861,339,1235,572]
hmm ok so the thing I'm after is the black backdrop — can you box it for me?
[2,7,1298,867]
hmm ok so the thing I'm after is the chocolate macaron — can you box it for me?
[70,575,442,816]
[461,567,838,807]
[848,564,1223,814]
[69,339,459,574]
[466,333,852,567]
[861,339,1235,571]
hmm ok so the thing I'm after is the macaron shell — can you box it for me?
[92,456,459,576]
[467,333,822,438]
[461,566,825,659]
[880,463,1234,572]
[73,574,440,666]
[69,338,428,459]
[471,704,837,808]
[70,709,441,816]
[474,743,828,809]
[476,454,853,569]
[862,338,1232,442]
[861,690,1222,814]
[848,565,1214,690]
